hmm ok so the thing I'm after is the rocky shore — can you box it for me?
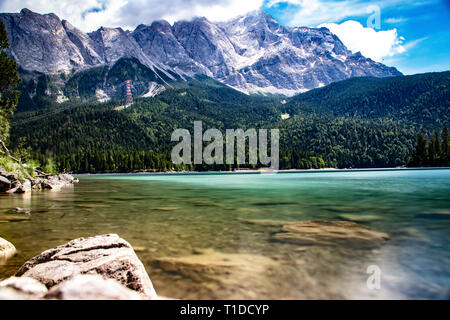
[0,168,78,193]
[0,234,161,300]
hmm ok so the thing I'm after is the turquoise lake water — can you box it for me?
[0,169,449,299]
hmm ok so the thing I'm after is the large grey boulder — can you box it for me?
[0,277,48,300]
[0,237,16,264]
[44,275,142,300]
[16,234,157,299]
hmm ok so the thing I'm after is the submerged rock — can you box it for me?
[0,237,16,264]
[16,234,157,299]
[151,248,278,299]
[44,275,142,300]
[272,221,389,249]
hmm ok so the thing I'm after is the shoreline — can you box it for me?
[74,166,450,177]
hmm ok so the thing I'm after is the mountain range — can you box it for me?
[0,8,402,100]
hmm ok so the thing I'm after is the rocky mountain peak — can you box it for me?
[0,8,402,96]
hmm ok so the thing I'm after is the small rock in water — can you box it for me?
[15,207,31,214]
[0,237,16,264]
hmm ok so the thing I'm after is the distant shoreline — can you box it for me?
[74,167,450,177]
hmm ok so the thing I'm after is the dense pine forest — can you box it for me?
[408,128,449,167]
[7,71,450,173]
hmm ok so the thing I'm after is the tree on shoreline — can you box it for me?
[408,128,450,167]
[0,20,21,146]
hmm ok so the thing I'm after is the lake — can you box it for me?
[1,169,449,299]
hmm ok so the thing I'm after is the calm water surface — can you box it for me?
[0,169,449,299]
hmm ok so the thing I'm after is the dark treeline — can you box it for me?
[408,127,449,167]
[9,71,450,173]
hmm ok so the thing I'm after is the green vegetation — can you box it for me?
[407,128,449,167]
[0,20,21,142]
[0,155,33,181]
[9,70,450,173]
[283,72,449,127]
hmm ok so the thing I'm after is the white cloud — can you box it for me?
[162,0,265,24]
[0,0,264,32]
[319,20,408,62]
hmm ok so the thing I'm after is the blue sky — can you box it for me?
[0,0,449,74]
[263,0,450,74]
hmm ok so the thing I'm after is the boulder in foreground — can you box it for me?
[272,221,389,249]
[16,234,157,299]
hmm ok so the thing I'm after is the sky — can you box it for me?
[0,0,449,75]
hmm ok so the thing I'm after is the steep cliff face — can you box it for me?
[215,11,401,94]
[0,8,402,97]
[0,9,87,73]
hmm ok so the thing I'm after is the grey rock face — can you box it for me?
[1,8,402,95]
[16,234,157,299]
[132,21,204,75]
[0,9,86,73]
[61,20,104,66]
[172,17,238,78]
[88,27,154,68]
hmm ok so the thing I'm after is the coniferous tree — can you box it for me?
[413,132,427,165]
[432,132,441,163]
[441,127,449,164]
[0,20,21,143]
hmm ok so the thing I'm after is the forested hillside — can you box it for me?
[9,72,450,172]
[283,71,449,127]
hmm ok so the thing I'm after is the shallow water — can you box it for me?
[1,169,449,299]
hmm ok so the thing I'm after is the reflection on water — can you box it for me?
[0,169,449,299]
